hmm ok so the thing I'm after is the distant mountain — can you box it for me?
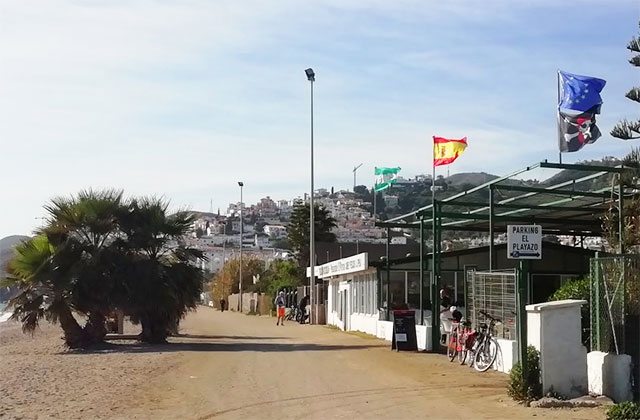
[445,172,498,186]
[540,157,621,189]
[0,235,29,302]
[0,235,29,253]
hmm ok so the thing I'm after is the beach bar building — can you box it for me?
[308,161,640,385]
[309,242,595,361]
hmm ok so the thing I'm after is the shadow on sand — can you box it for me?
[61,340,377,355]
[104,333,289,341]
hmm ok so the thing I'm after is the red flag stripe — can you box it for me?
[433,136,467,144]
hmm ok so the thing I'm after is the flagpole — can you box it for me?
[431,136,438,350]
[557,70,563,164]
[373,184,377,222]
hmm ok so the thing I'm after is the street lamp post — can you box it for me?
[305,68,315,324]
[238,181,244,312]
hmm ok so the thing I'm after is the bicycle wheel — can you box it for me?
[473,337,498,372]
[458,346,468,365]
[447,332,458,362]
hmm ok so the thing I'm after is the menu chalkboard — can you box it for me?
[391,310,418,352]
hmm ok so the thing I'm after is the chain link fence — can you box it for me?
[590,255,640,398]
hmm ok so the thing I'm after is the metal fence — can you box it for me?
[467,269,518,340]
[590,255,640,398]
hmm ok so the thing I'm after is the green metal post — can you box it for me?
[419,217,425,325]
[618,180,624,254]
[431,201,441,352]
[489,185,495,270]
[518,260,529,381]
[376,267,381,318]
[386,227,391,321]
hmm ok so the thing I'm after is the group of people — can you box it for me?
[274,291,309,326]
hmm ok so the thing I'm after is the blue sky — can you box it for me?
[1,0,638,238]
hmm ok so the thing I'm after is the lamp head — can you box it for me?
[305,68,315,82]
[238,181,244,187]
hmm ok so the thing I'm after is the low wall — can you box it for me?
[376,320,394,341]
[374,320,432,351]
[494,339,518,374]
[588,351,633,402]
[350,313,378,336]
[332,312,513,367]
[227,293,272,315]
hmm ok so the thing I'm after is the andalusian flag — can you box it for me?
[433,136,467,166]
[374,167,401,192]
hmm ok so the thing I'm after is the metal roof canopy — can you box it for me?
[374,160,637,356]
[376,160,638,237]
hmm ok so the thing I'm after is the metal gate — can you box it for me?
[467,269,518,340]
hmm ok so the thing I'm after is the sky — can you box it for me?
[0,0,639,238]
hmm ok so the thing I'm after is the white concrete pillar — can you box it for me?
[526,299,588,398]
[588,351,633,402]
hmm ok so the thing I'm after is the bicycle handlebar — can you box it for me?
[478,310,502,324]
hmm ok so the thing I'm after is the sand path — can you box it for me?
[118,308,602,420]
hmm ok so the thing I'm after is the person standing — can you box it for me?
[219,298,226,312]
[274,291,286,326]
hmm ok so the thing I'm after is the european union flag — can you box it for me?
[558,70,606,113]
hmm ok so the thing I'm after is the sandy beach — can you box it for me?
[0,308,605,420]
[0,316,176,420]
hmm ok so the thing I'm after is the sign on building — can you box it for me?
[306,253,369,279]
[507,225,542,259]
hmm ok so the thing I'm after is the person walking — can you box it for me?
[219,298,226,312]
[274,291,286,326]
[298,294,309,324]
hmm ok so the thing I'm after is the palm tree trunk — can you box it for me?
[167,318,180,336]
[57,305,86,348]
[139,314,168,344]
[84,312,107,345]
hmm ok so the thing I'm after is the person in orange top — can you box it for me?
[274,291,286,326]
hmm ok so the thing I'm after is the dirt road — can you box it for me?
[115,308,601,420]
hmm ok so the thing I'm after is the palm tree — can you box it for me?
[4,235,87,348]
[42,189,124,344]
[115,198,204,343]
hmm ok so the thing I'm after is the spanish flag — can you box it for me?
[433,136,467,166]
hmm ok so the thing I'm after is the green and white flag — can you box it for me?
[374,166,401,192]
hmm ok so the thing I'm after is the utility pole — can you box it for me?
[238,182,244,312]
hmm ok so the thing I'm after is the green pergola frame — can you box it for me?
[376,160,638,357]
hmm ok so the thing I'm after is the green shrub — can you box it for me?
[549,277,590,345]
[507,346,543,404]
[606,401,640,420]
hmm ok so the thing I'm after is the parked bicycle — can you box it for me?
[283,305,297,321]
[472,310,501,372]
[443,306,468,364]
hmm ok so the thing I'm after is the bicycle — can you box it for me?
[446,320,461,362]
[472,310,501,372]
[283,305,297,321]
[456,320,475,365]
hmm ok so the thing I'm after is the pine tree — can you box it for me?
[611,21,640,140]
[287,203,337,268]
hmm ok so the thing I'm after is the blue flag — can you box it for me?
[558,70,606,113]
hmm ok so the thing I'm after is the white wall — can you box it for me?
[494,339,518,374]
[350,313,378,336]
[527,300,588,398]
[588,351,634,402]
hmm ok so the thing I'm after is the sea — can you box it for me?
[0,302,11,323]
